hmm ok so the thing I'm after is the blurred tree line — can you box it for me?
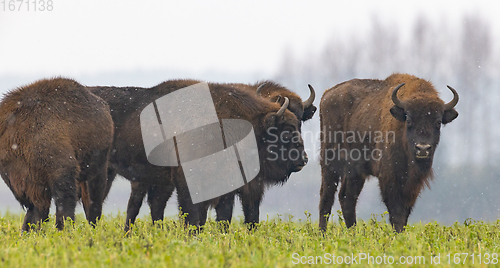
[269,13,500,224]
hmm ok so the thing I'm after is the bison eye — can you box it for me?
[406,116,413,128]
[281,131,292,142]
[435,121,442,129]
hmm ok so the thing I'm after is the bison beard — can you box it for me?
[319,73,459,232]
[88,80,307,230]
[0,78,114,231]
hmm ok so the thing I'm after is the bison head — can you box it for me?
[390,83,459,164]
[256,84,317,121]
[259,97,307,183]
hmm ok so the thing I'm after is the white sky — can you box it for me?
[1,0,498,78]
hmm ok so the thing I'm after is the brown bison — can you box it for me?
[0,78,114,231]
[319,73,459,232]
[202,81,316,226]
[87,80,307,230]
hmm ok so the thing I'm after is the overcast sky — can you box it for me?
[1,0,498,81]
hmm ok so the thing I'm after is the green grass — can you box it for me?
[1,211,500,267]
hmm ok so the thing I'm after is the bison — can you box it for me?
[0,78,114,231]
[319,73,459,232]
[200,81,316,226]
[87,80,307,230]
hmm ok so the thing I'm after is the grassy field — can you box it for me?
[1,211,500,267]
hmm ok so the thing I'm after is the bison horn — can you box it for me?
[256,83,266,96]
[275,95,282,103]
[391,83,406,108]
[277,97,289,116]
[444,85,459,110]
[303,84,316,108]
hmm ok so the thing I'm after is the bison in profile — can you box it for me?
[0,78,114,231]
[200,81,316,226]
[88,80,308,230]
[319,73,459,232]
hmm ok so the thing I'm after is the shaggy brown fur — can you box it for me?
[87,80,307,230]
[199,81,316,226]
[0,78,114,231]
[319,73,459,232]
[229,81,317,121]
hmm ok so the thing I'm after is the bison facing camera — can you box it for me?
[140,82,260,204]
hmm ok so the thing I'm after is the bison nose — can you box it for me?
[292,151,308,172]
[415,144,432,158]
[415,144,432,151]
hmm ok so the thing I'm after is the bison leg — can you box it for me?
[22,206,37,231]
[383,199,411,233]
[176,194,200,227]
[22,205,49,231]
[79,149,110,226]
[318,162,342,231]
[83,177,105,226]
[240,186,263,229]
[213,193,235,232]
[147,183,175,224]
[215,192,235,224]
[379,182,412,233]
[124,181,148,232]
[102,166,118,202]
[173,167,200,227]
[51,170,78,230]
[338,171,366,229]
[33,206,50,228]
[197,201,210,227]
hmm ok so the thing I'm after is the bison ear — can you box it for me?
[390,106,406,122]
[442,108,458,124]
[302,105,317,121]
